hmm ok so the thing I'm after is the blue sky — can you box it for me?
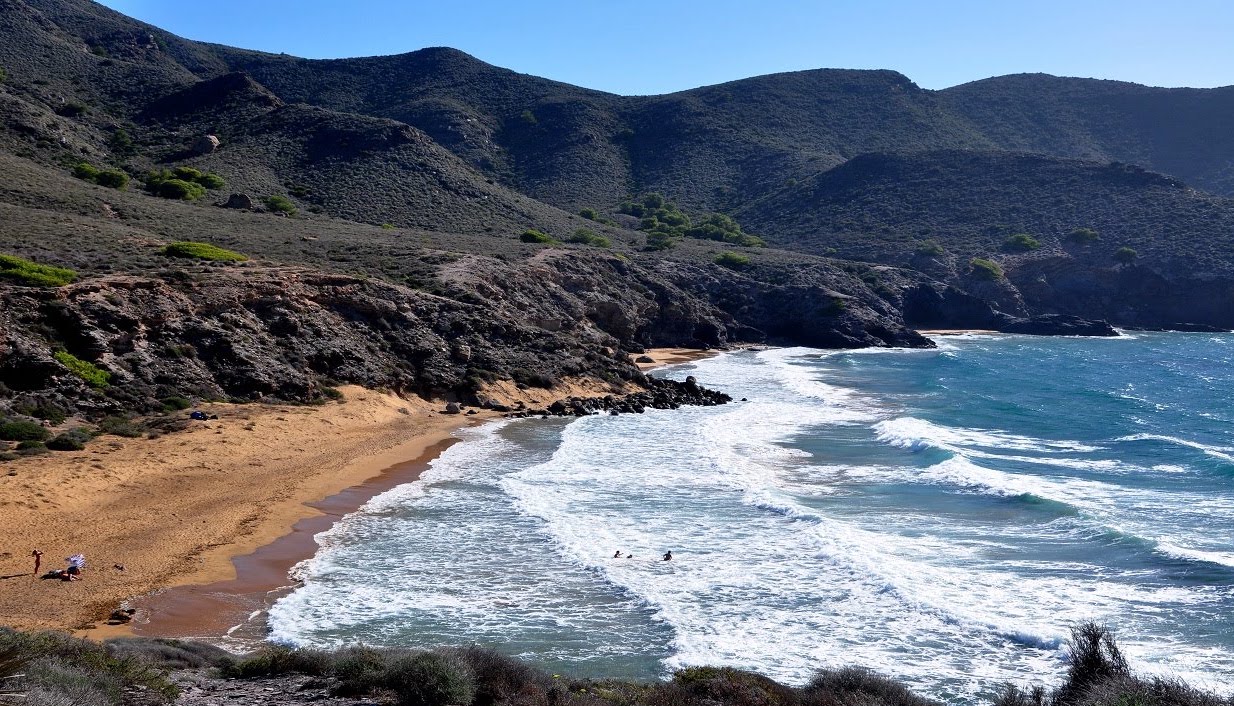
[96,1,1233,95]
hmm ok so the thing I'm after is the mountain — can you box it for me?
[1,0,1233,424]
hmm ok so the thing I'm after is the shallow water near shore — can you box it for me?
[269,333,1234,702]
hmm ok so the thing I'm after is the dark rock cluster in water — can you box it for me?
[500,376,732,419]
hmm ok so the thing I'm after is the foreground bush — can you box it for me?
[0,419,49,442]
[0,254,77,287]
[161,241,248,262]
[1,623,1223,706]
[0,628,178,706]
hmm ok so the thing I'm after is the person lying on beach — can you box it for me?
[64,553,85,580]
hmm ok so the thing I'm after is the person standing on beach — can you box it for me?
[31,550,43,577]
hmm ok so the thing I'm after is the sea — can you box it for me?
[266,332,1234,703]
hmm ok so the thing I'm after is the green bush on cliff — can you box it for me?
[53,351,111,388]
[620,193,764,248]
[714,251,751,269]
[1067,227,1100,244]
[520,229,557,244]
[567,228,610,248]
[72,162,129,190]
[0,254,77,287]
[969,257,1004,280]
[1114,246,1138,263]
[160,241,248,262]
[264,194,297,215]
[1003,233,1041,252]
[154,178,206,201]
[145,168,225,200]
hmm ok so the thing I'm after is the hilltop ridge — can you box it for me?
[0,0,1232,426]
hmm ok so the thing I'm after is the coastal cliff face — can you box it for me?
[0,249,937,417]
[0,0,1230,423]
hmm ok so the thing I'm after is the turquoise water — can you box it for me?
[268,333,1234,702]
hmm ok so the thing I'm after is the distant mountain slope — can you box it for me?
[4,0,1234,217]
[739,150,1234,270]
[737,150,1234,325]
[941,74,1234,197]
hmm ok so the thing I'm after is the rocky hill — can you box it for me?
[1,0,1232,428]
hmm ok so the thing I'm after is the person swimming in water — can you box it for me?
[663,551,673,561]
[613,550,624,558]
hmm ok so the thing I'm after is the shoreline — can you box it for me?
[0,348,718,642]
[116,437,463,644]
[0,386,491,637]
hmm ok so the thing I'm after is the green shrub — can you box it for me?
[645,231,676,250]
[0,67,7,83]
[915,239,945,256]
[53,351,111,388]
[0,420,50,442]
[566,229,610,248]
[104,638,231,670]
[172,166,202,182]
[196,173,225,189]
[1067,228,1100,244]
[1004,233,1041,252]
[332,646,389,696]
[520,229,556,244]
[11,401,66,425]
[160,241,248,262]
[381,222,396,230]
[56,102,89,117]
[160,396,192,411]
[95,169,129,190]
[808,667,938,706]
[47,428,92,451]
[98,416,143,438]
[382,652,476,706]
[0,254,77,287]
[72,162,100,182]
[519,109,537,125]
[155,178,205,201]
[579,207,599,220]
[264,195,297,215]
[0,626,180,706]
[108,128,134,158]
[714,251,751,269]
[969,257,1005,280]
[621,194,762,246]
[1114,246,1138,263]
[16,440,46,452]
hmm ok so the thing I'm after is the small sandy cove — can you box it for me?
[0,349,713,637]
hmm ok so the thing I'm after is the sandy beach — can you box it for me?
[0,350,706,638]
[632,347,719,370]
[0,387,487,634]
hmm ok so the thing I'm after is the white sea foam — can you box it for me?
[1116,433,1234,463]
[875,417,1102,454]
[268,340,1234,699]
